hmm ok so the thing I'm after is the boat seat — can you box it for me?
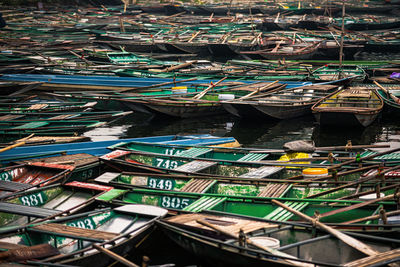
[174,160,217,173]
[183,196,227,212]
[180,179,216,193]
[0,180,33,192]
[237,153,268,162]
[27,104,48,110]
[257,183,291,198]
[95,172,120,184]
[12,121,48,130]
[239,166,284,179]
[29,223,119,242]
[0,203,60,218]
[175,147,212,158]
[264,201,309,221]
[0,114,25,121]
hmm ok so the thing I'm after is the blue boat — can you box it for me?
[0,74,311,89]
[0,134,238,164]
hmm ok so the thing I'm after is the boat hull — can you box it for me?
[313,111,380,127]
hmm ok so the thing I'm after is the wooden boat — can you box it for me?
[0,119,108,137]
[0,181,113,227]
[374,83,400,117]
[0,101,97,114]
[223,84,341,120]
[96,186,398,224]
[0,110,132,123]
[94,170,398,202]
[0,204,168,266]
[158,211,400,267]
[0,161,74,199]
[312,87,384,127]
[0,134,239,164]
[241,42,321,60]
[14,153,101,182]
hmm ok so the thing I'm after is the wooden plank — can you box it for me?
[31,223,118,241]
[343,248,400,267]
[174,160,217,173]
[180,179,215,193]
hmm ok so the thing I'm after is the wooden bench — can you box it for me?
[174,160,217,173]
[180,179,216,193]
[0,203,60,218]
[183,196,227,212]
[29,223,119,242]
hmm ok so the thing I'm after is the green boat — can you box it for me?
[0,181,113,227]
[95,171,395,202]
[0,204,168,266]
[96,186,396,224]
[16,153,101,182]
[159,211,400,267]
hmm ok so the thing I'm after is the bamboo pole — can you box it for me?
[238,80,279,100]
[196,219,312,267]
[0,134,34,153]
[192,77,227,100]
[93,244,140,267]
[271,199,380,256]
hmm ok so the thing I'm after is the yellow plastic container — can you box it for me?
[171,86,187,94]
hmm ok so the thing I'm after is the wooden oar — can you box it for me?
[93,244,139,267]
[328,146,400,170]
[192,77,227,100]
[161,60,197,72]
[237,80,279,100]
[374,80,400,103]
[271,199,381,256]
[342,209,400,225]
[196,219,313,267]
[0,134,34,153]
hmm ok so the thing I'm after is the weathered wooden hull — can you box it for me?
[222,102,267,118]
[145,103,227,118]
[313,111,380,127]
[252,103,313,120]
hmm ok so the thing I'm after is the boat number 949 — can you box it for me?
[160,196,191,209]
[148,178,174,190]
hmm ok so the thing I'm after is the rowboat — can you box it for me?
[0,161,74,199]
[312,86,384,127]
[374,83,400,117]
[14,153,101,182]
[0,204,168,266]
[241,42,321,60]
[223,84,341,120]
[94,170,397,201]
[0,181,113,227]
[96,186,397,224]
[0,119,107,137]
[158,211,400,267]
[0,100,97,114]
[0,134,239,164]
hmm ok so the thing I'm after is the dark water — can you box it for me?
[84,112,399,150]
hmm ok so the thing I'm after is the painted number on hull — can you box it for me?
[160,196,192,210]
[67,218,96,230]
[0,171,12,181]
[148,178,175,190]
[153,158,179,169]
[19,192,47,207]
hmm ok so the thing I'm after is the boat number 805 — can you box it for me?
[160,196,190,209]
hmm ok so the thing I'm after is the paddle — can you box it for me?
[192,77,227,100]
[373,80,400,103]
[93,244,139,267]
[237,80,279,100]
[0,133,35,153]
[271,199,381,256]
[196,219,313,267]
